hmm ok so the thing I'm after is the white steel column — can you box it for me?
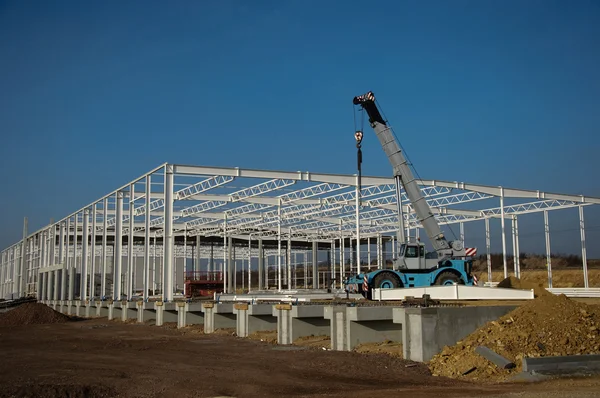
[101,198,108,299]
[500,188,508,278]
[460,222,465,246]
[144,175,151,301]
[163,165,174,301]
[485,217,492,282]
[311,241,317,289]
[579,205,589,288]
[511,215,517,278]
[330,240,335,289]
[248,238,252,292]
[223,216,228,293]
[114,192,124,300]
[544,210,552,288]
[128,183,135,299]
[152,232,157,295]
[514,215,520,279]
[81,209,89,301]
[340,227,344,289]
[367,237,371,267]
[287,230,292,290]
[69,215,77,300]
[377,233,383,269]
[61,220,69,300]
[18,218,27,297]
[53,227,59,300]
[91,204,97,299]
[277,204,282,291]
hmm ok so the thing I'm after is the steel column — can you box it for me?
[311,241,317,289]
[511,215,517,278]
[128,184,135,299]
[258,238,264,290]
[61,220,69,300]
[500,188,508,278]
[163,165,174,301]
[144,175,151,301]
[485,217,492,282]
[81,209,89,301]
[69,215,77,301]
[579,205,589,288]
[114,192,124,300]
[277,204,282,291]
[544,210,552,288]
[513,215,521,278]
[101,198,107,299]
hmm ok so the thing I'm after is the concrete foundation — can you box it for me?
[393,305,517,362]
[95,301,108,317]
[154,302,177,326]
[324,305,402,351]
[274,304,329,345]
[202,303,235,333]
[118,301,137,322]
[234,303,277,338]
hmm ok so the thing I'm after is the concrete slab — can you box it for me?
[393,305,517,362]
[374,285,534,300]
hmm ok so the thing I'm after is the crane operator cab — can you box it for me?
[394,239,442,271]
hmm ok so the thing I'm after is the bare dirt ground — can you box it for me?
[2,314,600,398]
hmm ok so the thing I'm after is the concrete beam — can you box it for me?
[523,354,600,374]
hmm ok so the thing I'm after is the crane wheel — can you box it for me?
[372,272,402,290]
[435,271,464,286]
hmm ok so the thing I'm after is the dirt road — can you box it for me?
[1,317,600,398]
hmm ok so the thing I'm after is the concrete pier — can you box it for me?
[202,302,235,333]
[119,301,137,322]
[95,301,108,317]
[174,302,204,329]
[393,305,517,362]
[154,302,177,326]
[274,304,329,345]
[325,305,401,351]
[234,303,277,338]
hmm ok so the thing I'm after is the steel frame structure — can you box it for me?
[1,162,598,302]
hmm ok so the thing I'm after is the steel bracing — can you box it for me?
[1,163,599,302]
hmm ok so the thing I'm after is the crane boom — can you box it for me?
[353,91,461,258]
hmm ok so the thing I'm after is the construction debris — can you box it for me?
[428,287,600,381]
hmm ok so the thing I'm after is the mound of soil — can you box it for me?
[428,292,600,381]
[0,303,72,327]
[497,275,550,297]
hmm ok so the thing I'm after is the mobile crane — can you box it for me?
[345,91,476,299]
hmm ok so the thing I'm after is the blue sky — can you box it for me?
[0,0,599,257]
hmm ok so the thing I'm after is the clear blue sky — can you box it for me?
[1,0,599,257]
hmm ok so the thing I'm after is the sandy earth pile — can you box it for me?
[0,302,72,326]
[428,285,600,381]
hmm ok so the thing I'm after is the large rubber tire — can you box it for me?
[435,271,464,286]
[372,272,402,290]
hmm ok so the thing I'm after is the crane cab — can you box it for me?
[395,240,440,271]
